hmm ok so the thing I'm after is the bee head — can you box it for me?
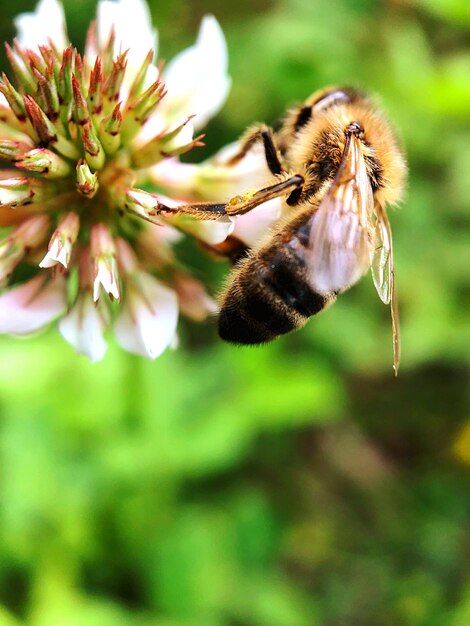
[285,88,406,205]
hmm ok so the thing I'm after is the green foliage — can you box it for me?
[0,0,469,625]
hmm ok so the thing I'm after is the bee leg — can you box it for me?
[156,201,229,220]
[157,175,304,220]
[201,235,251,265]
[226,125,285,175]
[224,175,304,215]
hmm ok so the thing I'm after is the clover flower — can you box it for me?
[0,0,242,361]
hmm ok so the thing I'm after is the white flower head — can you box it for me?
[0,0,246,360]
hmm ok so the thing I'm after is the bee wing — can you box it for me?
[372,202,400,374]
[371,202,393,304]
[307,133,374,295]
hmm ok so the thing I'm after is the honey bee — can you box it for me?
[157,86,407,372]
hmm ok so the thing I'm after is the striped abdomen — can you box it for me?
[218,210,335,344]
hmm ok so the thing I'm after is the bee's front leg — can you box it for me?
[157,175,304,220]
[225,124,286,176]
[156,201,228,220]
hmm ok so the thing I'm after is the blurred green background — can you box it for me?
[1,0,470,624]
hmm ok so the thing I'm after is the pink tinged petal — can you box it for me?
[114,237,139,275]
[39,212,79,269]
[162,15,231,129]
[150,158,198,194]
[90,223,120,302]
[95,0,158,84]
[14,0,68,50]
[0,273,67,335]
[13,214,51,247]
[59,294,109,362]
[232,199,282,246]
[174,274,218,321]
[114,273,178,359]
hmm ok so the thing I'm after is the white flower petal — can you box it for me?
[178,216,235,245]
[164,119,195,151]
[201,141,272,194]
[91,223,121,302]
[59,294,108,362]
[0,274,67,335]
[133,110,195,148]
[39,210,79,269]
[162,15,231,129]
[15,0,68,50]
[150,141,271,201]
[96,0,157,76]
[232,198,282,246]
[39,240,70,268]
[93,257,120,302]
[114,273,178,359]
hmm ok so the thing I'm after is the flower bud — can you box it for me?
[76,160,99,198]
[99,102,122,155]
[123,187,162,219]
[16,148,72,178]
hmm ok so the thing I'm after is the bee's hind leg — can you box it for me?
[225,125,285,176]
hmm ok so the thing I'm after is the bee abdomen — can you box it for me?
[218,235,329,344]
